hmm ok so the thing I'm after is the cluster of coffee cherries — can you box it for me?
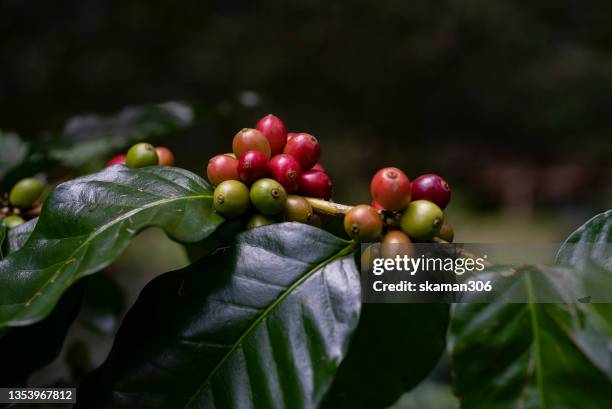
[107,144,175,168]
[1,177,46,229]
[344,168,454,246]
[206,114,331,228]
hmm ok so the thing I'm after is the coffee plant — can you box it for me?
[0,103,610,408]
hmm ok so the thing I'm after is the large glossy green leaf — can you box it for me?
[77,223,360,409]
[450,263,612,409]
[3,218,37,255]
[323,303,449,408]
[0,166,223,328]
[51,101,194,168]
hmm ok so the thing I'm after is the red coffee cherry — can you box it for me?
[370,167,411,211]
[269,154,302,193]
[155,147,175,166]
[310,163,327,173]
[371,200,385,211]
[256,114,287,156]
[299,170,332,200]
[287,132,298,142]
[232,128,271,159]
[238,150,270,184]
[207,154,239,186]
[410,174,451,210]
[107,154,126,166]
[343,204,383,242]
[283,133,320,170]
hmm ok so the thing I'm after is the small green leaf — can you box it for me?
[0,166,223,328]
[77,223,361,409]
[52,101,194,168]
[0,131,29,182]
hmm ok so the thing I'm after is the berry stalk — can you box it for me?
[304,197,353,218]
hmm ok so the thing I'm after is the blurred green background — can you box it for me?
[2,1,611,406]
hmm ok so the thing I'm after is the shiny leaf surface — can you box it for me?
[0,166,222,328]
[77,223,360,409]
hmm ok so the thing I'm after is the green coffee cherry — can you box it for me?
[249,178,287,216]
[213,180,250,218]
[399,200,444,240]
[126,143,159,168]
[246,213,275,229]
[3,215,25,229]
[9,177,45,208]
[283,195,313,223]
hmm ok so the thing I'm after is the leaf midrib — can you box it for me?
[183,241,357,408]
[7,193,211,325]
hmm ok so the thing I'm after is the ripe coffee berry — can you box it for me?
[233,128,271,159]
[371,200,385,211]
[269,154,302,193]
[155,147,175,166]
[213,180,250,218]
[344,204,383,242]
[126,143,159,168]
[9,178,45,208]
[411,174,451,210]
[438,222,454,242]
[381,230,414,259]
[287,132,298,142]
[107,154,126,166]
[283,195,313,223]
[283,133,320,170]
[400,200,444,240]
[3,214,25,229]
[250,178,287,216]
[299,170,332,200]
[207,154,240,186]
[238,150,270,184]
[256,114,287,156]
[370,167,411,211]
[246,213,275,229]
[310,163,327,173]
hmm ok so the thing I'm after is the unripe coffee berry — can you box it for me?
[9,177,45,208]
[232,128,271,159]
[246,213,275,229]
[238,150,270,184]
[213,180,250,218]
[370,167,411,211]
[437,222,454,243]
[283,133,320,170]
[256,114,287,156]
[106,154,126,166]
[250,178,287,216]
[344,204,383,242]
[381,230,414,259]
[155,147,175,166]
[283,195,313,223]
[3,214,25,229]
[126,143,159,168]
[299,170,332,200]
[400,200,444,240]
[207,154,239,186]
[411,174,451,210]
[269,154,302,193]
